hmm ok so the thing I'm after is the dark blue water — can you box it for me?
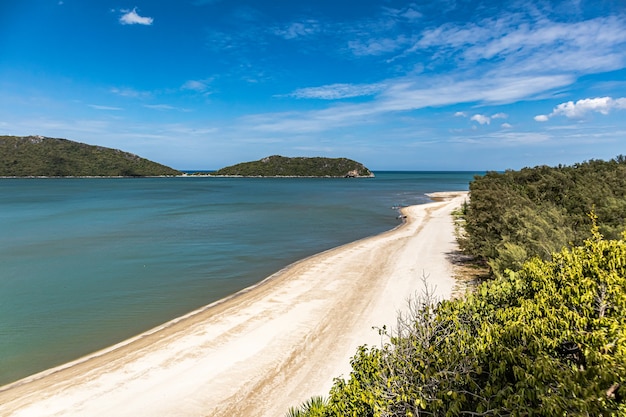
[0,172,479,385]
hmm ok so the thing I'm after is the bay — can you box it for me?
[0,172,479,386]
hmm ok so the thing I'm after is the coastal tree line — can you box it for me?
[461,156,626,277]
[287,157,626,416]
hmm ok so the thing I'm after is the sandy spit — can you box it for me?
[0,191,468,417]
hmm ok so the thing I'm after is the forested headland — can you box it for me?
[0,135,181,177]
[288,157,626,417]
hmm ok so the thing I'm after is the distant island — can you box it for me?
[210,155,374,177]
[0,135,181,177]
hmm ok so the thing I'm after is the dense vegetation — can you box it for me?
[461,156,626,276]
[287,157,626,417]
[211,155,374,177]
[0,135,181,177]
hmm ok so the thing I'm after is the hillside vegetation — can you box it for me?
[0,135,181,177]
[287,157,626,417]
[211,155,374,177]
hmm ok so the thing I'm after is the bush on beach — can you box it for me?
[288,231,626,416]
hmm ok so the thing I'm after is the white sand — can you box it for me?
[0,191,468,417]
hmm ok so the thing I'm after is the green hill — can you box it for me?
[0,135,181,177]
[212,155,374,177]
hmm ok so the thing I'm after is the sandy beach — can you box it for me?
[0,191,468,417]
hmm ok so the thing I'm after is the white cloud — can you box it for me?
[501,123,513,128]
[467,113,507,125]
[289,83,386,100]
[119,8,153,26]
[454,111,467,117]
[552,97,626,118]
[535,96,626,121]
[471,114,491,125]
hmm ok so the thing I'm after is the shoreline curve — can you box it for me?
[0,191,468,417]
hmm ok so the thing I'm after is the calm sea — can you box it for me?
[0,172,479,386]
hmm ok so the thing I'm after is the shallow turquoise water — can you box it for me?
[0,172,479,385]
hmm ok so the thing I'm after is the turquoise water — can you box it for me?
[0,172,479,386]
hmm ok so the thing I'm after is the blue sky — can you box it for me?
[1,0,625,170]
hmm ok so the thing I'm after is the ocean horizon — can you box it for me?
[0,171,480,386]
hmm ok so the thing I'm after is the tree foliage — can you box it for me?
[461,157,626,276]
[0,135,181,177]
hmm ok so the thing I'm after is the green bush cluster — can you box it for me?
[461,156,626,276]
[212,155,373,177]
[0,135,181,177]
[289,230,626,416]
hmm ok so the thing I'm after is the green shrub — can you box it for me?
[288,232,626,416]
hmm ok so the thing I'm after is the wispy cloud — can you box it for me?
[274,4,625,110]
[288,83,386,100]
[348,35,412,57]
[274,20,321,40]
[110,87,151,99]
[119,8,153,26]
[198,1,626,111]
[245,74,572,134]
[195,0,626,96]
[535,97,626,121]
[143,104,191,112]
[88,104,123,111]
[181,79,213,93]
[411,14,626,73]
[382,4,423,22]
[451,130,552,146]
[377,74,573,110]
[335,6,626,92]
